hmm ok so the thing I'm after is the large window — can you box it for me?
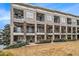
[77,27,79,33]
[54,25,60,33]
[73,27,76,33]
[46,14,52,21]
[54,16,60,23]
[67,27,71,33]
[67,35,71,40]
[13,8,24,19]
[46,25,53,33]
[36,12,45,21]
[37,24,44,33]
[67,18,72,24]
[77,20,79,25]
[26,11,34,19]
[0,35,2,38]
[54,35,60,39]
[61,26,66,33]
[27,24,35,33]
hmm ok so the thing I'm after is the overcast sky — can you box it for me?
[0,3,79,29]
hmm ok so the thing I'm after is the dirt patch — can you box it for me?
[3,41,79,56]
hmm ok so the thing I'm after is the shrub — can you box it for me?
[4,41,29,49]
[36,39,51,44]
[0,51,13,56]
[66,39,76,41]
[53,39,66,42]
[67,53,73,56]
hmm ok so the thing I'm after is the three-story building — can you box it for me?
[10,3,79,44]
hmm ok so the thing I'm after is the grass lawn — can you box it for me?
[3,40,79,56]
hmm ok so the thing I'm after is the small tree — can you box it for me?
[3,24,10,45]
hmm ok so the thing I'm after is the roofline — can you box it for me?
[12,3,79,18]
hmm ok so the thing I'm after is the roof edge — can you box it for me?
[12,3,79,18]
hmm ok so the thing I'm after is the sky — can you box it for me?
[0,3,79,29]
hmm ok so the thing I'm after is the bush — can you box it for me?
[67,53,73,56]
[4,42,29,49]
[53,39,66,42]
[36,39,51,44]
[0,51,13,56]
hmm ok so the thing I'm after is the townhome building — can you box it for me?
[10,3,79,44]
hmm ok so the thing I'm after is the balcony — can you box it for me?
[73,27,76,33]
[61,35,66,39]
[14,23,24,33]
[54,16,60,23]
[61,26,66,33]
[54,35,60,40]
[77,27,79,33]
[46,25,53,33]
[67,35,71,40]
[36,12,45,21]
[37,35,44,42]
[67,18,72,25]
[26,24,35,33]
[67,27,71,33]
[37,24,44,33]
[54,25,60,33]
[13,8,24,19]
[77,20,79,25]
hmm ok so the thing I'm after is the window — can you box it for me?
[36,12,45,21]
[73,27,76,33]
[61,26,66,33]
[0,35,1,38]
[27,24,35,33]
[67,35,71,39]
[67,27,71,33]
[54,16,60,23]
[46,14,52,21]
[67,18,72,24]
[26,11,34,19]
[13,8,24,19]
[37,24,44,33]
[61,35,66,39]
[77,20,79,25]
[54,25,60,33]
[61,17,66,23]
[46,25,53,33]
[77,27,79,33]
[72,19,76,25]
[54,35,60,39]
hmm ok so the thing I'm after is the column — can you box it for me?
[10,22,14,45]
[71,26,73,40]
[66,26,67,39]
[23,21,26,42]
[10,7,14,45]
[52,16,54,42]
[60,25,61,39]
[44,24,46,40]
[35,12,37,43]
[35,23,37,43]
[76,26,77,40]
[53,25,54,42]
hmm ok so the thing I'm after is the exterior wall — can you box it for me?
[10,3,79,44]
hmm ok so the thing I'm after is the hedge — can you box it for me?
[4,42,29,49]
